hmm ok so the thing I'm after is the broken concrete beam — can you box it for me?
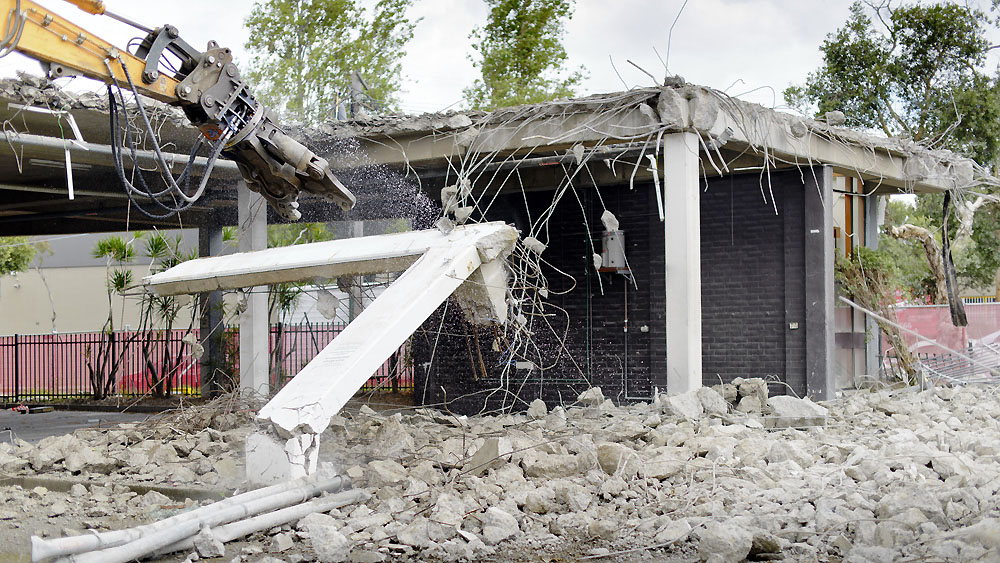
[242,223,516,483]
[143,222,514,296]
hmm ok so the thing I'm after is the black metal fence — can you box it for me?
[0,322,411,401]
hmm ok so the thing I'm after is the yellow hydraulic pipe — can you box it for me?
[0,0,179,102]
[61,0,104,15]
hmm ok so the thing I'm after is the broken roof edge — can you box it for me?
[304,82,992,196]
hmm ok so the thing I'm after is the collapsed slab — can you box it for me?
[145,222,519,484]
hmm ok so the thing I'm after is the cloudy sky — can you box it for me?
[0,0,995,114]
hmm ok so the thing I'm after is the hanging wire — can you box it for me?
[106,59,229,218]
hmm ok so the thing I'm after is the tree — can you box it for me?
[786,1,1000,301]
[835,247,918,384]
[88,235,137,400]
[244,0,418,124]
[0,236,39,276]
[464,0,585,110]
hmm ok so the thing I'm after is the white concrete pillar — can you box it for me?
[238,187,269,398]
[664,132,702,394]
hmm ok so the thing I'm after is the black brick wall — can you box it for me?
[414,169,808,414]
[699,171,805,394]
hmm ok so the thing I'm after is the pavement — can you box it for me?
[0,409,151,443]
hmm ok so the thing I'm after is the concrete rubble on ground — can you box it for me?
[4,381,1000,562]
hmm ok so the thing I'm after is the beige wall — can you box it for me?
[0,266,197,335]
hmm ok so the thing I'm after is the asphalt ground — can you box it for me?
[0,409,151,443]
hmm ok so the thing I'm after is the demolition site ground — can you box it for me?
[0,381,997,563]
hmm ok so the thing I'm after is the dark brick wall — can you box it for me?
[414,169,809,414]
[699,171,806,393]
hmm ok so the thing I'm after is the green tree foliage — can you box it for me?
[785,2,1000,163]
[786,1,1000,300]
[0,236,39,275]
[835,247,918,383]
[244,0,418,123]
[464,0,585,110]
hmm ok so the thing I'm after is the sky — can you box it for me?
[0,0,997,115]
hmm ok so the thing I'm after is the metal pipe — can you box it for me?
[53,475,350,563]
[30,473,344,562]
[6,132,240,177]
[151,489,370,558]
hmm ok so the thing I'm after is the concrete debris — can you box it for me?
[4,384,1000,562]
[576,387,605,407]
[765,394,829,428]
[526,398,547,419]
[697,520,753,563]
[194,526,226,558]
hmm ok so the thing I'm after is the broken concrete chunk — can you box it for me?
[738,378,769,403]
[194,526,226,558]
[736,395,762,414]
[644,448,686,480]
[657,86,689,128]
[373,419,415,460]
[453,206,474,224]
[522,452,584,479]
[588,519,617,540]
[824,110,847,126]
[480,507,520,545]
[789,119,809,138]
[697,387,729,416]
[526,398,547,420]
[439,184,459,209]
[595,443,640,478]
[365,460,408,486]
[522,236,546,255]
[765,395,829,428]
[713,383,738,403]
[654,518,692,544]
[688,88,721,131]
[697,520,753,563]
[661,391,704,420]
[464,437,512,476]
[577,387,605,407]
[270,532,294,553]
[600,210,619,231]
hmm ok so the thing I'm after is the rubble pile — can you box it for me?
[2,381,999,562]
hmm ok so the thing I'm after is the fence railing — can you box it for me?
[0,322,411,401]
[963,295,997,304]
[881,346,1000,386]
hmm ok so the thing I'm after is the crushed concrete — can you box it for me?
[3,381,1000,562]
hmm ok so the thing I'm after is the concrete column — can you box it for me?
[238,187,269,398]
[198,219,224,398]
[663,132,702,394]
[804,166,835,400]
[864,194,885,380]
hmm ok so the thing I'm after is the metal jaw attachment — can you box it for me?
[170,39,356,220]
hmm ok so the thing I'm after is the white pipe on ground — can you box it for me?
[31,473,347,562]
[151,488,370,557]
[55,475,351,563]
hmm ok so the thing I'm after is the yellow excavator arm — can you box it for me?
[0,0,356,220]
[0,0,179,101]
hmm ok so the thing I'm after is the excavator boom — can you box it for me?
[0,0,356,220]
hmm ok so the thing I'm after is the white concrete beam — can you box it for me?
[146,222,518,483]
[664,132,702,394]
[144,222,514,296]
[238,187,269,398]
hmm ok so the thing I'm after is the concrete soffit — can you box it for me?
[312,84,984,195]
[144,221,519,483]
